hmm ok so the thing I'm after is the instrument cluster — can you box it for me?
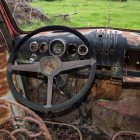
[29,39,89,57]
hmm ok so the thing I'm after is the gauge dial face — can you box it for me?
[30,41,38,52]
[49,39,65,56]
[78,45,88,55]
[39,42,48,53]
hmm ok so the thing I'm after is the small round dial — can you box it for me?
[49,39,66,56]
[78,45,88,55]
[30,41,38,52]
[39,42,48,53]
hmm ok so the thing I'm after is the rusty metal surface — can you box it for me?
[96,88,140,117]
[0,99,83,140]
[0,29,9,97]
[91,99,140,138]
[112,131,140,140]
[45,121,83,140]
[19,28,140,48]
[90,79,122,100]
[122,32,140,46]
[123,76,140,83]
[0,50,9,98]
[0,100,52,140]
[0,100,11,125]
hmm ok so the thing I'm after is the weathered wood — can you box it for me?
[54,13,78,21]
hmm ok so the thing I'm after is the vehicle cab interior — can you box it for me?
[0,0,140,140]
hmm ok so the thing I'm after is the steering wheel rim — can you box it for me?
[7,25,96,112]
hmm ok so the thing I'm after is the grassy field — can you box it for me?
[21,0,140,31]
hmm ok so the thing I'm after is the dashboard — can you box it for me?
[15,28,140,81]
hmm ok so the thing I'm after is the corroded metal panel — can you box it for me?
[122,31,140,46]
[0,100,52,140]
[112,131,140,140]
[0,32,14,125]
[0,49,26,126]
[0,100,11,125]
[0,50,9,98]
[0,49,12,125]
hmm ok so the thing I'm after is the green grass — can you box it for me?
[21,0,140,31]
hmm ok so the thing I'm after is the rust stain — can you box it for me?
[90,79,122,100]
[0,50,9,97]
[93,100,140,138]
[0,100,11,125]
[122,32,140,46]
[0,100,52,139]
[97,89,140,117]
[66,77,123,100]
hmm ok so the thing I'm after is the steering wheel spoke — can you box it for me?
[7,63,39,73]
[45,76,54,108]
[61,58,96,71]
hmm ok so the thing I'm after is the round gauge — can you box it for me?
[68,44,77,55]
[49,39,66,56]
[78,45,88,55]
[39,42,48,53]
[30,41,38,52]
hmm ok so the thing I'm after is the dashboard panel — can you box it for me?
[15,28,140,80]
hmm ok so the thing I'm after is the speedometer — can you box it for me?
[49,39,66,56]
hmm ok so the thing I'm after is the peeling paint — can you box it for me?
[122,32,140,46]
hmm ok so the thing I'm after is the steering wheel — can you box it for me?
[7,25,96,112]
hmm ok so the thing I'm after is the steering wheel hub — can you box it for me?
[40,56,61,76]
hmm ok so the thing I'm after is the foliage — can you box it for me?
[107,0,127,1]
[21,0,140,31]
